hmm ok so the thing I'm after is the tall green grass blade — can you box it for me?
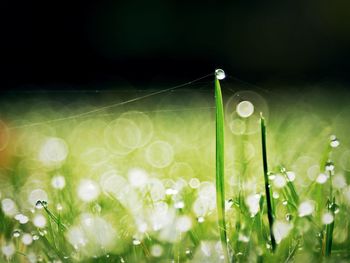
[215,72,230,263]
[260,113,276,252]
[325,197,335,257]
[325,167,335,257]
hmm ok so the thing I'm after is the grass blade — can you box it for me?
[324,167,336,257]
[260,113,276,252]
[215,71,230,263]
[325,198,335,257]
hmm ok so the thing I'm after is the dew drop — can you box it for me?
[215,69,226,80]
[133,239,141,245]
[330,135,340,148]
[35,200,47,209]
[92,203,102,214]
[285,214,293,221]
[238,233,250,242]
[325,161,335,172]
[282,200,288,206]
[174,201,185,209]
[39,230,47,236]
[334,204,340,214]
[56,203,63,211]
[12,229,21,238]
[268,173,276,180]
[197,216,205,223]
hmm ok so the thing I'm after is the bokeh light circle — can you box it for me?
[225,90,268,135]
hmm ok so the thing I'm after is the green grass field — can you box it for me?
[0,72,349,262]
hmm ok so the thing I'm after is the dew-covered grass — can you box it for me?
[0,73,350,262]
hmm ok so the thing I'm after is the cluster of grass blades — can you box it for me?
[0,69,349,262]
[214,69,343,263]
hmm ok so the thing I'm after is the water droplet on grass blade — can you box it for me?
[57,203,63,211]
[325,161,335,171]
[285,214,293,221]
[35,200,47,209]
[330,135,340,148]
[215,69,226,80]
[133,239,141,245]
[268,173,276,180]
[197,216,205,223]
[174,201,185,209]
[333,204,340,214]
[30,189,48,208]
[13,229,21,238]
[186,248,193,259]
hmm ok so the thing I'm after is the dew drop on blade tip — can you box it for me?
[215,69,226,80]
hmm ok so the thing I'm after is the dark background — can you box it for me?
[2,0,350,89]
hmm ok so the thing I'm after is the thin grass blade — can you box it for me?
[215,74,230,263]
[260,113,276,252]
